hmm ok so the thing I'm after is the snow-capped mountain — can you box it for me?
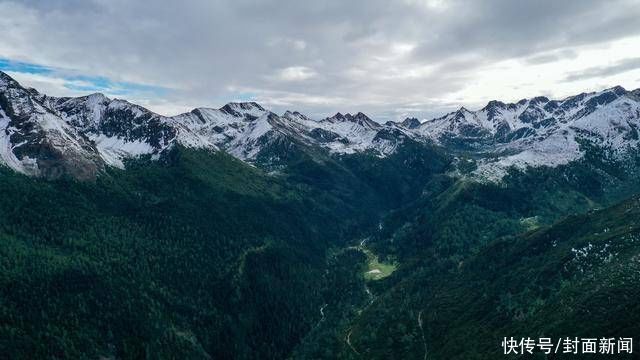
[0,72,104,179]
[0,71,415,178]
[400,117,422,129]
[416,86,640,178]
[1,70,639,180]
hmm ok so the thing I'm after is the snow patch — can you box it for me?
[90,134,156,168]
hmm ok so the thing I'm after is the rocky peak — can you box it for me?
[327,111,378,127]
[328,112,346,122]
[220,101,266,116]
[282,110,313,122]
[609,85,627,96]
[400,117,421,129]
[352,112,372,121]
[452,107,473,121]
[84,93,111,104]
[529,96,550,105]
[483,100,506,109]
[0,71,15,88]
[482,100,507,120]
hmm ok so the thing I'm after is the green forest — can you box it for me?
[0,142,638,359]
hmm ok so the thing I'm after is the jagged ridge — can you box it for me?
[0,70,639,180]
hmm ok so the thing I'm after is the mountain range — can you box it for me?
[2,70,639,181]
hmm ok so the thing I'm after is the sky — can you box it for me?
[1,0,640,121]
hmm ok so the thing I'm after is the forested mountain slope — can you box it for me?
[325,194,640,359]
[0,71,639,359]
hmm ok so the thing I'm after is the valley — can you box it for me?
[0,71,639,359]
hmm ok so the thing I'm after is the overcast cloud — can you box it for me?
[564,57,640,82]
[1,0,640,121]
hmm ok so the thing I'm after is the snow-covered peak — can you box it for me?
[417,86,640,180]
[0,71,16,88]
[400,117,422,129]
[0,73,105,179]
[219,101,267,119]
[86,92,111,103]
[282,110,314,122]
[324,112,380,129]
[420,86,635,139]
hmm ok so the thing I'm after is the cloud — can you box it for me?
[273,66,317,81]
[524,49,579,65]
[0,0,639,121]
[0,58,52,75]
[0,57,168,97]
[564,57,640,82]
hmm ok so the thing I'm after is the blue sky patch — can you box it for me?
[0,58,53,75]
[63,74,168,96]
[232,92,257,102]
[0,58,168,97]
